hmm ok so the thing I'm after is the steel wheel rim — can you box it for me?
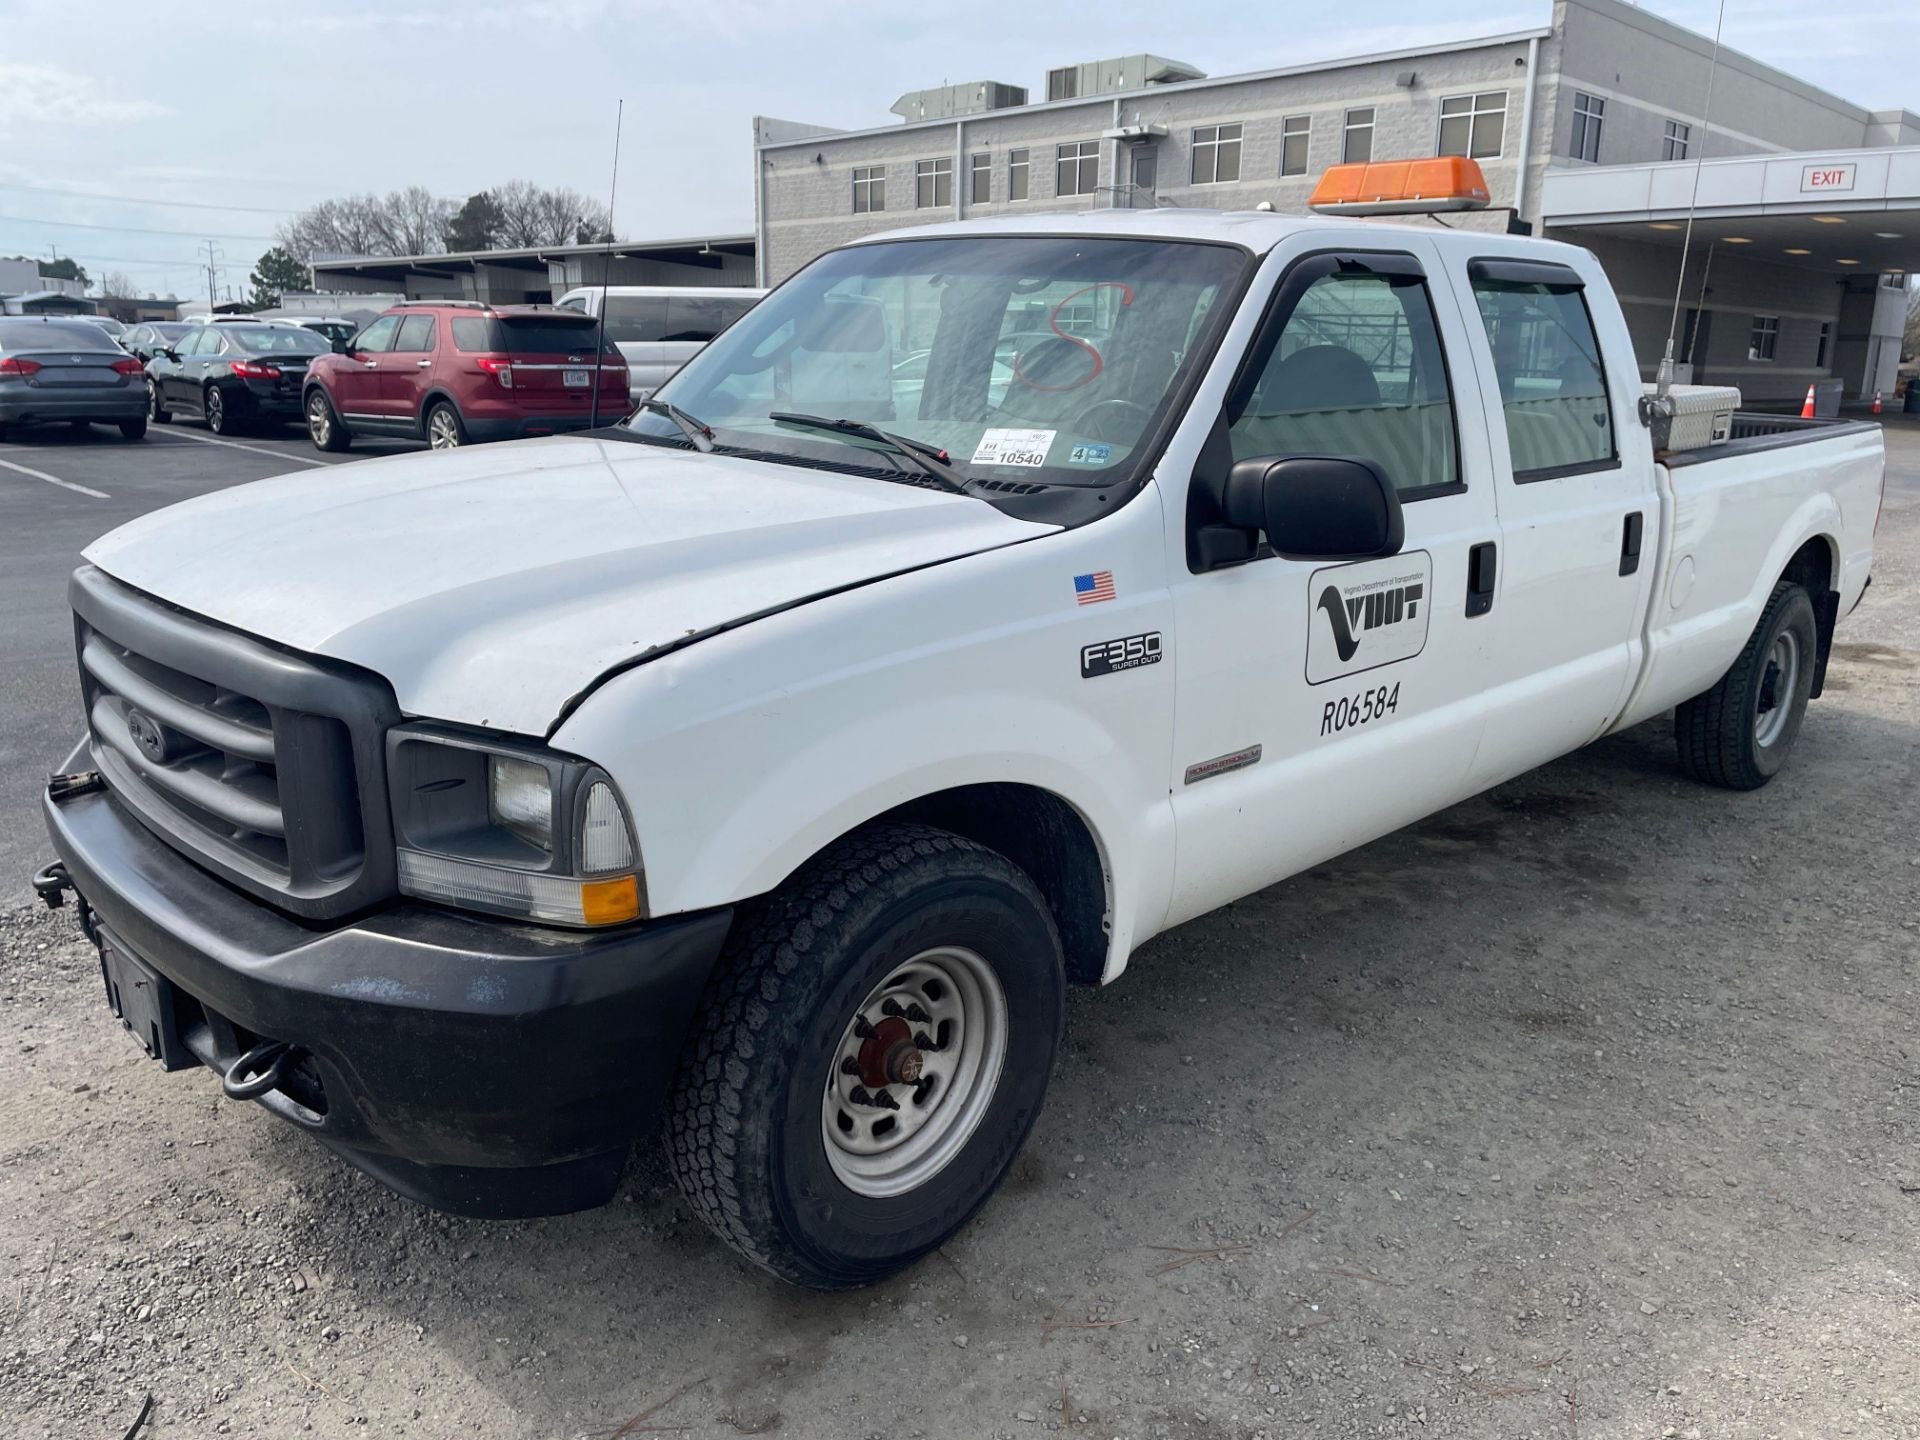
[822,946,1008,1199]
[428,410,459,448]
[1754,629,1800,748]
[307,395,330,445]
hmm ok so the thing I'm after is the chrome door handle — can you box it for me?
[362,361,379,369]
[415,359,432,368]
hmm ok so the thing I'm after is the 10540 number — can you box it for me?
[1321,681,1400,736]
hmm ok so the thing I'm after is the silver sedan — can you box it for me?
[0,317,149,441]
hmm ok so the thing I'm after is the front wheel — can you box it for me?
[148,380,171,424]
[667,824,1064,1290]
[1675,581,1818,790]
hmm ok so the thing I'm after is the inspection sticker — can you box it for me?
[971,427,1055,468]
[1067,443,1111,466]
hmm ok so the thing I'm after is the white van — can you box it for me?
[554,285,765,399]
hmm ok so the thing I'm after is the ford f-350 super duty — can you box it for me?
[37,205,1882,1289]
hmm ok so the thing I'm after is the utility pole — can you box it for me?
[199,240,225,312]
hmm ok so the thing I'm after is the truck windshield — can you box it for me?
[626,235,1247,487]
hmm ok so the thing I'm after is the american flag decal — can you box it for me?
[1074,570,1116,605]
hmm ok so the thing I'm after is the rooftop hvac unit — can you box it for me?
[1044,54,1205,103]
[890,81,1028,123]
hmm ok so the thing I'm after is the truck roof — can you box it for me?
[854,207,1594,263]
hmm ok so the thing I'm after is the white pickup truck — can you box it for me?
[39,208,1882,1290]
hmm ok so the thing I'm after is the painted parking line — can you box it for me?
[144,427,338,468]
[0,453,108,499]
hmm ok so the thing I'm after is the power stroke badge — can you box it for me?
[1305,551,1433,686]
[1081,631,1162,678]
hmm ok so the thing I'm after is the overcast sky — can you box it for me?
[0,0,1906,301]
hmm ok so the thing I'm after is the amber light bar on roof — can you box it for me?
[1308,158,1492,216]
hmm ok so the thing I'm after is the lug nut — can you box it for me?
[913,1031,937,1051]
[880,999,906,1018]
[852,1015,874,1039]
[849,1086,873,1106]
[869,1088,900,1111]
[840,1057,862,1076]
[905,1003,932,1024]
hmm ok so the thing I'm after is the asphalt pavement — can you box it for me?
[0,418,421,888]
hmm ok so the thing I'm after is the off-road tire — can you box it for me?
[1675,580,1818,790]
[666,823,1065,1290]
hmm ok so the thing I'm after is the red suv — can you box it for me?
[303,301,631,452]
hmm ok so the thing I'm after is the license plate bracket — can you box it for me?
[100,936,192,1070]
[562,368,590,387]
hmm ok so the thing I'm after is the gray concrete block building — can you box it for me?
[755,0,1920,404]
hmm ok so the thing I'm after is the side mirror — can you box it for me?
[159,347,177,362]
[1221,455,1404,562]
[333,338,353,355]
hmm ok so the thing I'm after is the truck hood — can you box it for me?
[85,434,1056,735]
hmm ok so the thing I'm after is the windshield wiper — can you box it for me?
[768,411,968,493]
[637,397,714,453]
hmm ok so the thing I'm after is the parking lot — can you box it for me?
[1,422,1917,1439]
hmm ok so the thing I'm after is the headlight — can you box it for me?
[386,727,644,927]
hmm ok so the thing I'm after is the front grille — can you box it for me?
[70,565,401,920]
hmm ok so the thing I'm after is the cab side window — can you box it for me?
[1229,265,1460,498]
[1470,274,1615,478]
[353,315,401,353]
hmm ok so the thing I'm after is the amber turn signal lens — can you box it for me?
[579,873,640,926]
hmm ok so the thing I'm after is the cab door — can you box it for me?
[1441,252,1661,789]
[335,314,397,424]
[1163,237,1504,929]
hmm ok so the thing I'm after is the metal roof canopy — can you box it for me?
[310,232,756,285]
[1542,147,1920,273]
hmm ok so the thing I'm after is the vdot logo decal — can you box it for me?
[1305,551,1433,685]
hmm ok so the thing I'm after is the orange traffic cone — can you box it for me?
[1872,389,1883,414]
[1800,384,1817,419]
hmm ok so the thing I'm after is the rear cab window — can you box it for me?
[1468,259,1616,479]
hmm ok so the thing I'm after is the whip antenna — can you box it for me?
[590,97,624,429]
[1658,0,1728,398]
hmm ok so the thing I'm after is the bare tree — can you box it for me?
[99,270,137,299]
[275,188,455,260]
[490,179,613,247]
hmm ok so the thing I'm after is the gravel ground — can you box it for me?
[2,430,1916,1440]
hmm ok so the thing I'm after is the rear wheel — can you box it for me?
[147,379,171,424]
[204,385,234,435]
[1675,581,1818,790]
[425,401,465,450]
[667,823,1064,1290]
[118,418,147,441]
[306,389,350,452]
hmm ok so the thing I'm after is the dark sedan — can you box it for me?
[147,322,330,434]
[123,322,192,364]
[0,317,148,441]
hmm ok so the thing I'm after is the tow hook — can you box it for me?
[47,770,106,803]
[32,860,74,910]
[223,1040,307,1101]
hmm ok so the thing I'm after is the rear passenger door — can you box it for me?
[1446,256,1660,789]
[1165,239,1504,928]
[383,313,437,424]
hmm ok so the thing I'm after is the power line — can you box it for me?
[0,180,302,216]
[0,213,275,241]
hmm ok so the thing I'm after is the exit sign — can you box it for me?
[1801,163,1857,193]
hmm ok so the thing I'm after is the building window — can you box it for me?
[914,157,953,209]
[1280,115,1311,177]
[1438,92,1507,160]
[969,152,991,204]
[1663,119,1690,161]
[1191,123,1243,185]
[1748,315,1779,362]
[852,165,885,214]
[1057,140,1100,197]
[1343,107,1375,164]
[1008,148,1030,201]
[1571,92,1605,164]
[1047,66,1078,102]
[1816,321,1831,368]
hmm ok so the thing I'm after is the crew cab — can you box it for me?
[38,201,1882,1291]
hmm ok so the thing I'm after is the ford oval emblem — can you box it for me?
[126,708,167,763]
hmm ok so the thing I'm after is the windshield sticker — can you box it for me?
[1073,570,1116,606]
[1066,443,1112,466]
[971,427,1055,468]
[1081,632,1161,678]
[1305,551,1433,685]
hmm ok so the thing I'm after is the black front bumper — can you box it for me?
[43,754,732,1217]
